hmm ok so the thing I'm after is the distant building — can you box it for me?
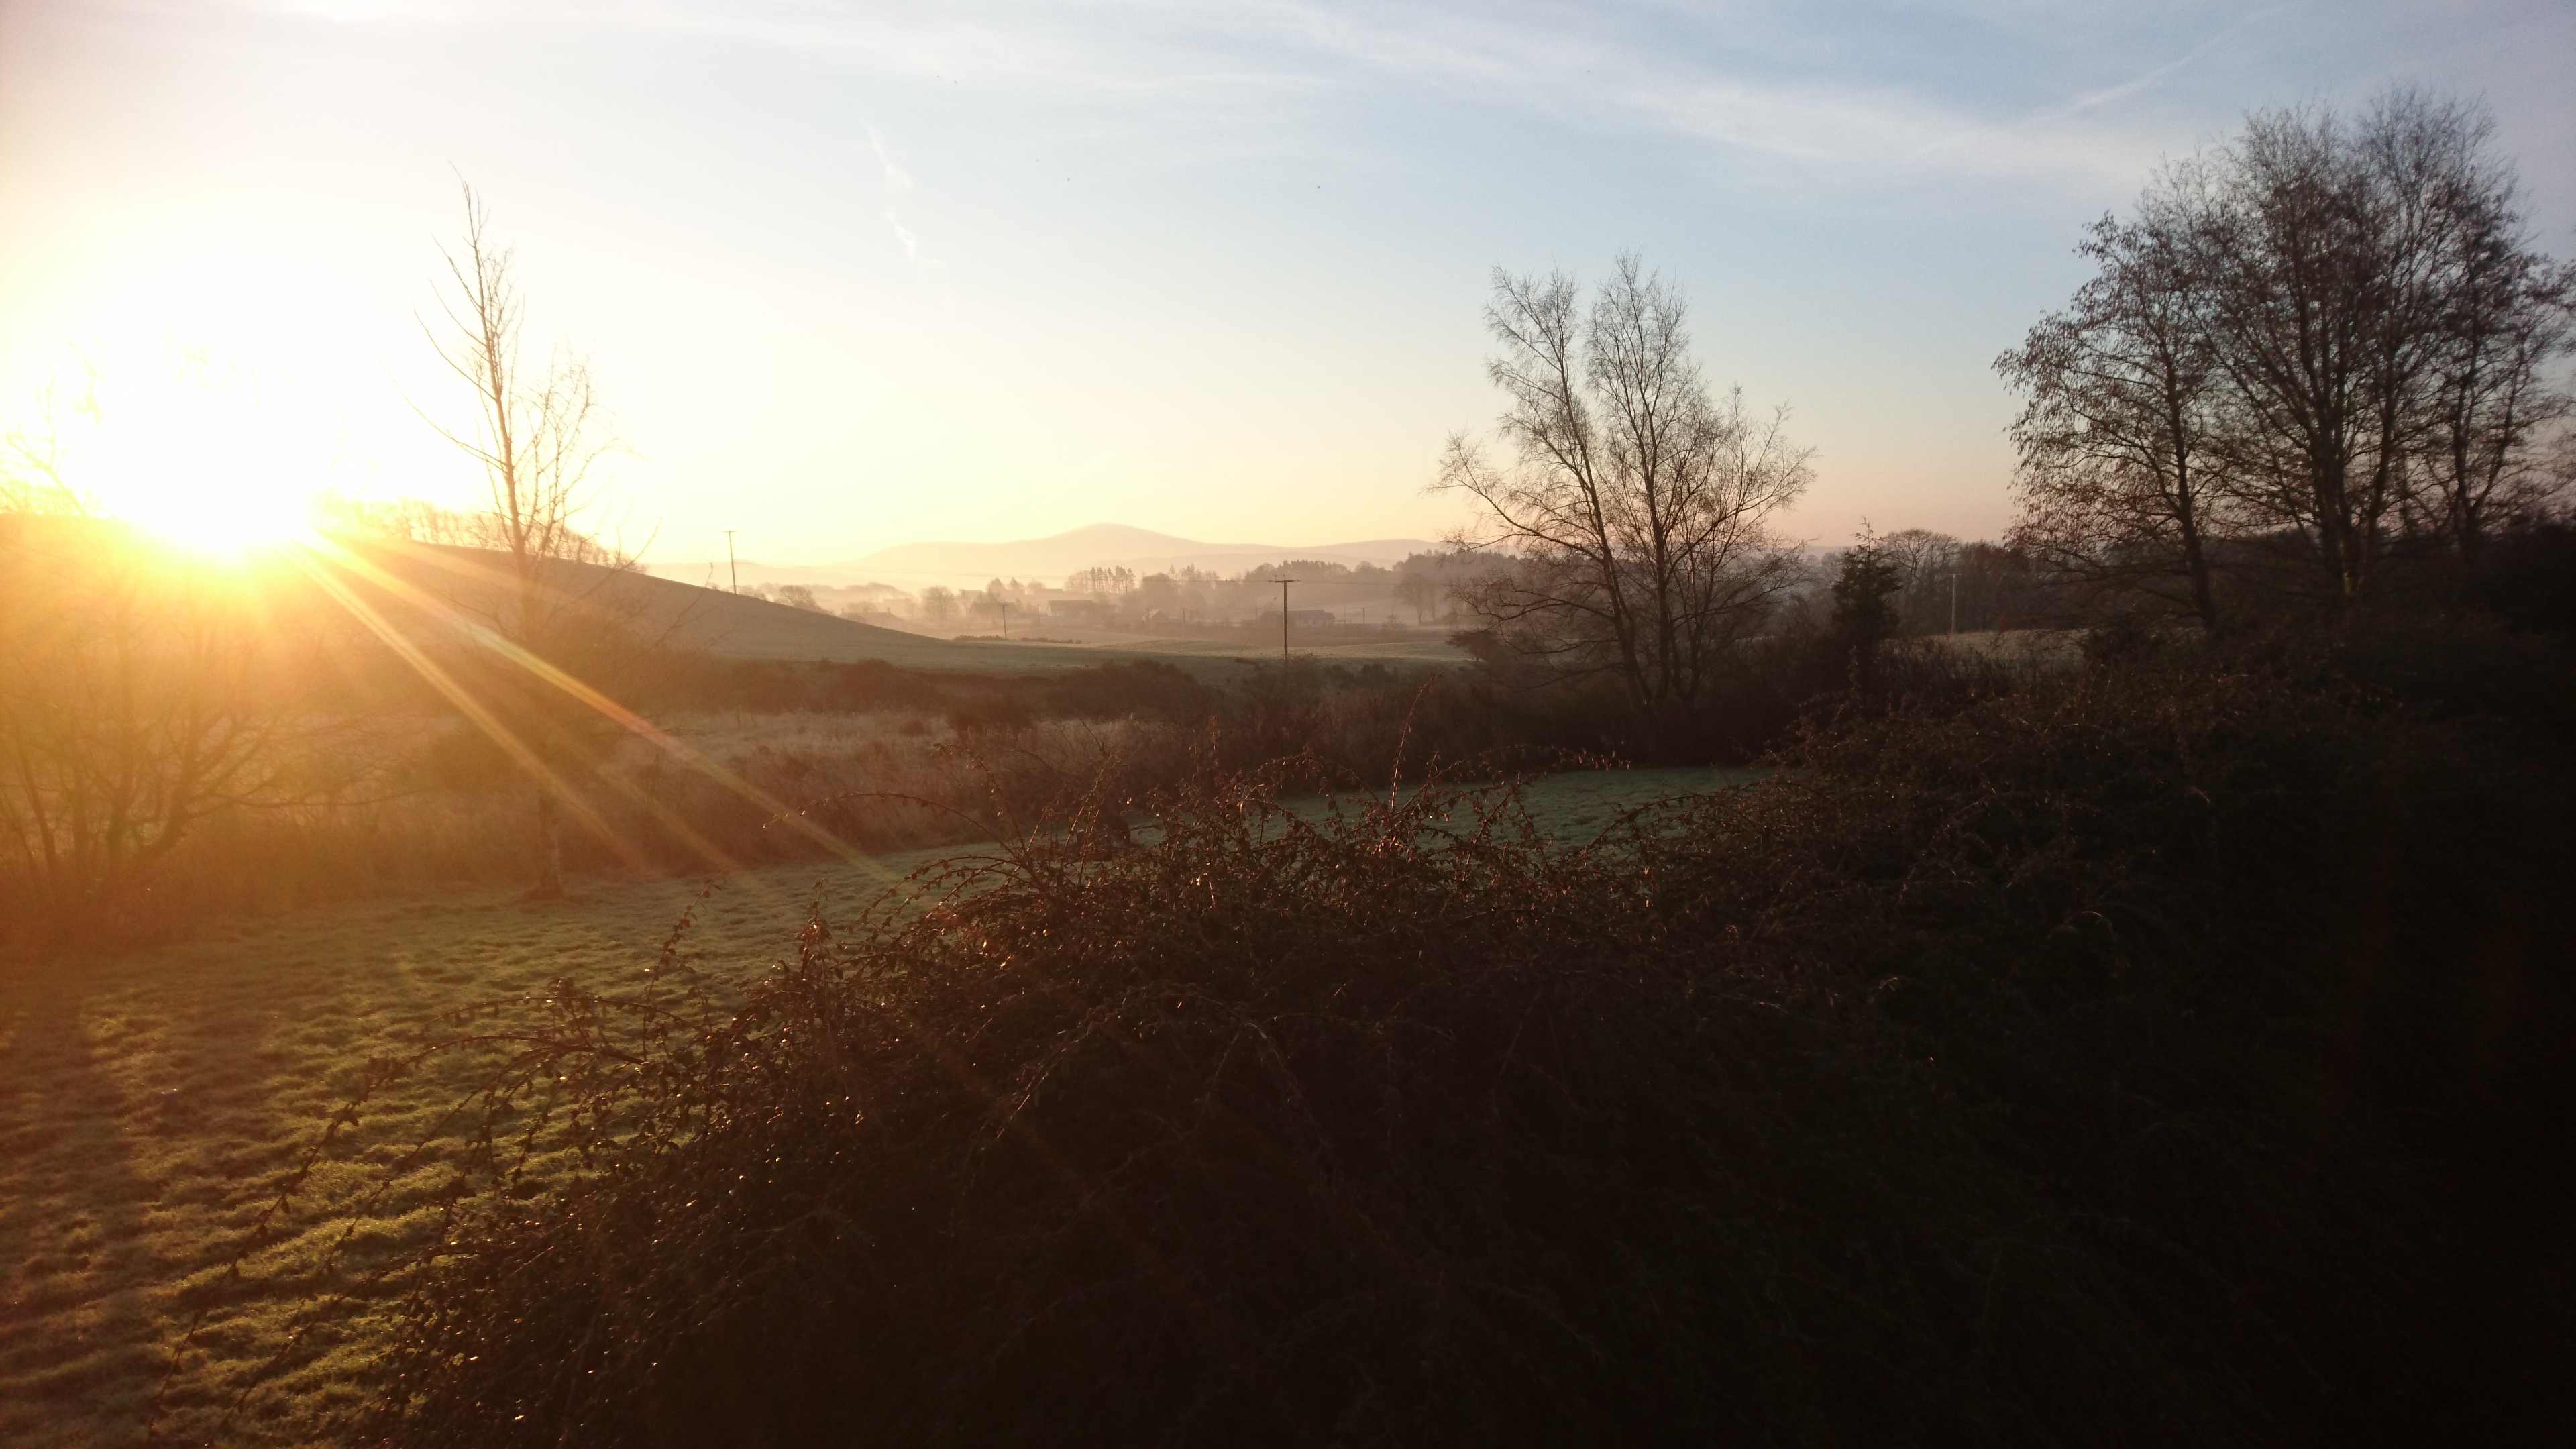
[1257,608,1341,628]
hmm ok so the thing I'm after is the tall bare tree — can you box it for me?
[2408,184,2575,554]
[2188,97,2432,599]
[1392,569,1441,625]
[1998,205,2236,629]
[2004,91,2571,612]
[1438,256,1811,714]
[422,183,625,897]
[2194,93,2568,598]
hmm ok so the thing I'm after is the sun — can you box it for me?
[93,425,325,557]
[44,340,342,556]
[128,480,317,556]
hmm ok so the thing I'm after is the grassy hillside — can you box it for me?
[344,539,1140,674]
[339,539,1463,673]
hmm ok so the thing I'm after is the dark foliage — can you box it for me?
[1829,539,1903,644]
[1043,659,1219,724]
[301,621,2573,1448]
[2456,519,2576,637]
[649,659,1004,717]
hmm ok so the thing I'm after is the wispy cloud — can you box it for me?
[867,127,914,197]
[217,1,2313,195]
[219,0,2565,209]
[886,215,942,273]
[561,1,2237,191]
[863,126,945,276]
[2031,5,2292,123]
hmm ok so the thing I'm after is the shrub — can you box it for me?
[1044,658,1217,723]
[281,624,2575,1446]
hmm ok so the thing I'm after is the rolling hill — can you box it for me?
[0,517,1458,679]
[342,538,1134,673]
[657,523,1444,591]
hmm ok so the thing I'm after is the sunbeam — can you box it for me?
[289,533,918,894]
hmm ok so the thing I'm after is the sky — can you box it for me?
[3,1,2569,568]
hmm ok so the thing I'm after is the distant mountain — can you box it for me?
[661,523,1445,590]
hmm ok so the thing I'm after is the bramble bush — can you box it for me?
[219,618,2573,1446]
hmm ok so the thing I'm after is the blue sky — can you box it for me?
[3,1,2568,564]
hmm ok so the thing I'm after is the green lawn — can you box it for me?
[0,767,1750,1446]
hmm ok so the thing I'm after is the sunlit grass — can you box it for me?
[0,857,948,1448]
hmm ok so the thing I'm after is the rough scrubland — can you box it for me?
[367,623,2563,1448]
[17,615,2561,1448]
[24,645,1765,947]
[0,770,1725,1448]
[11,521,2575,1446]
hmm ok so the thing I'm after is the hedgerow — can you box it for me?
[220,623,2574,1446]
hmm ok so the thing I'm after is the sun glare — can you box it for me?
[131,481,315,556]
[48,340,343,555]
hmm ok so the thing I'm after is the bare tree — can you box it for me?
[421,183,627,898]
[0,352,105,517]
[1392,570,1441,625]
[1998,205,2237,629]
[1437,256,1811,714]
[2004,91,2571,612]
[1879,529,1963,635]
[2187,92,2569,598]
[2408,193,2575,553]
[427,184,621,605]
[0,521,288,944]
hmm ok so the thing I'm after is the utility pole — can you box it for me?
[1949,568,1959,635]
[1000,600,1010,639]
[1275,578,1295,664]
[724,530,739,595]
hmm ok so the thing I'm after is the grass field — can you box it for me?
[0,766,1742,1448]
[437,547,1470,676]
[1000,631,1470,667]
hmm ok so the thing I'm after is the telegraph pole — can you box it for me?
[1949,569,1959,635]
[1275,578,1295,663]
[724,530,739,595]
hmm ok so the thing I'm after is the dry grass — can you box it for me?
[107,711,1165,936]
